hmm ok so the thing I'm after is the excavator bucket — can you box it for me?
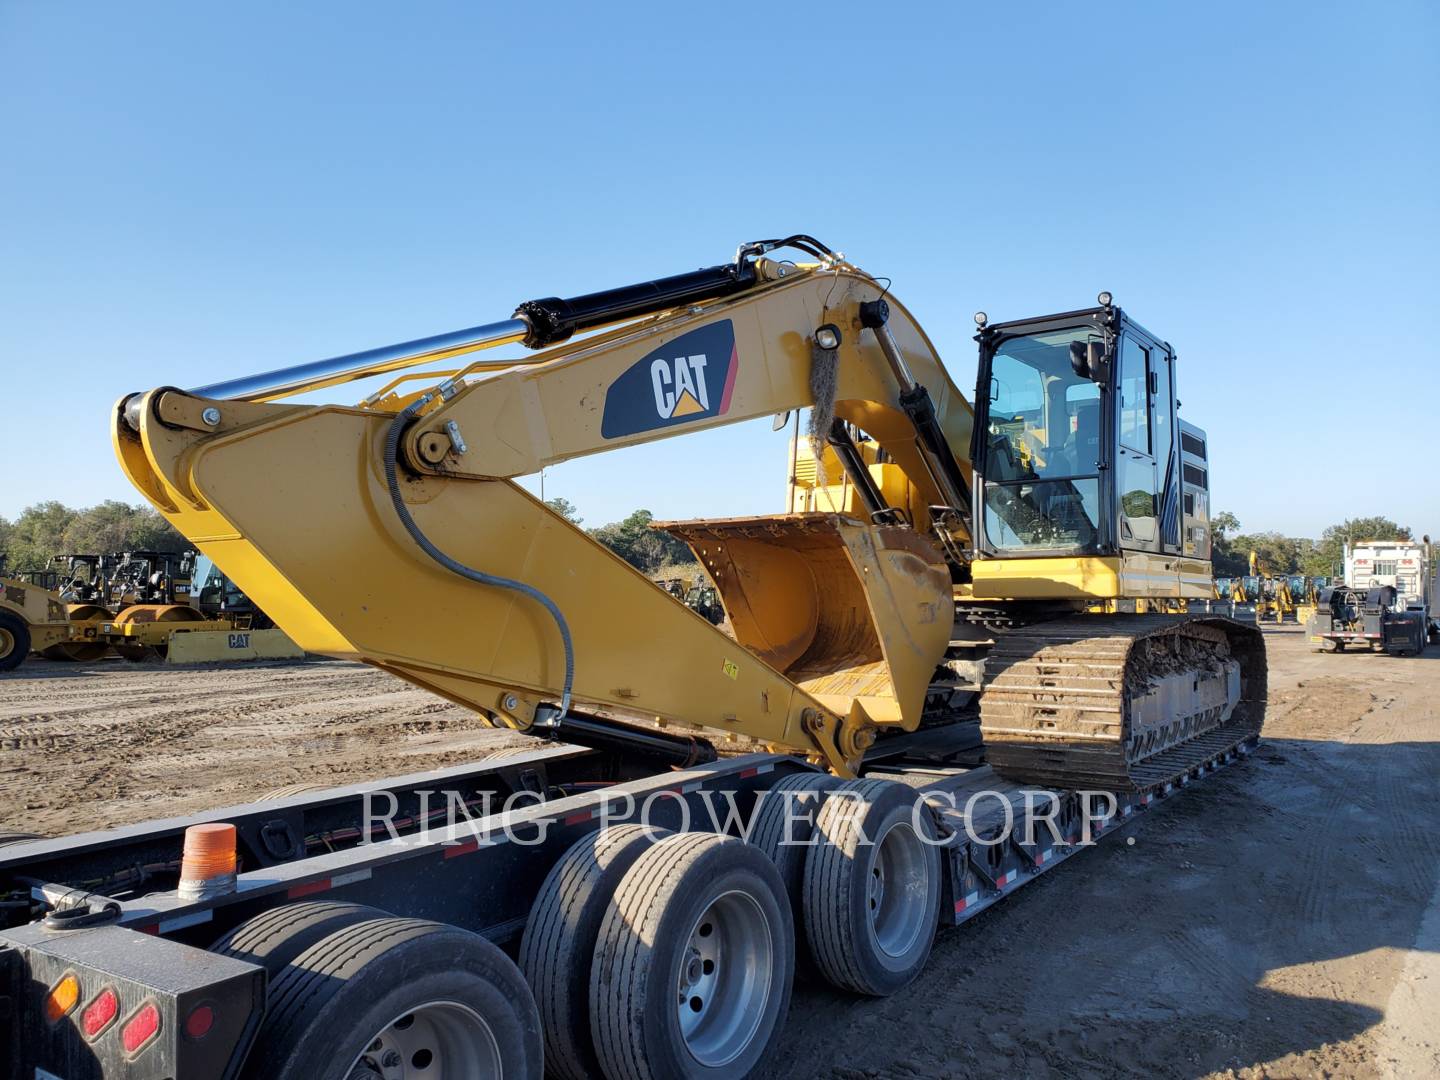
[656,514,953,732]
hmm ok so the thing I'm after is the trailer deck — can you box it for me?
[0,728,1258,1080]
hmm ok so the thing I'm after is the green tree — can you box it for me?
[4,501,78,570]
[0,500,188,571]
[1210,510,1245,575]
[589,509,693,574]
[544,497,582,526]
[1231,531,1302,574]
[62,501,187,556]
[1312,516,1411,577]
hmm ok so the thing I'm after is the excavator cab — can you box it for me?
[968,300,1210,602]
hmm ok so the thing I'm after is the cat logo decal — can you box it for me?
[601,321,738,438]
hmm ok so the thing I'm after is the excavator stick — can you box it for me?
[112,385,953,774]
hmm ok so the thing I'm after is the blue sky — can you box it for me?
[2,1,1436,539]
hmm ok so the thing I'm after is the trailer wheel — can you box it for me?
[802,778,942,997]
[519,824,665,1080]
[212,900,386,979]
[747,772,843,975]
[0,612,31,672]
[243,917,542,1080]
[591,832,794,1080]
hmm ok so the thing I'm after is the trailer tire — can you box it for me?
[0,612,31,672]
[747,772,843,976]
[0,831,44,848]
[243,917,542,1080]
[591,832,794,1080]
[519,824,666,1080]
[802,778,941,997]
[211,900,386,980]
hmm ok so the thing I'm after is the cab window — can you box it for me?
[1119,337,1150,453]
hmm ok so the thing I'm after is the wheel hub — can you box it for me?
[674,890,773,1068]
[868,821,930,960]
[346,1001,501,1080]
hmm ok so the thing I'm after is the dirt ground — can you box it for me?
[2,629,1437,1078]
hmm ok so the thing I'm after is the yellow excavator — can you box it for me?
[112,236,1265,787]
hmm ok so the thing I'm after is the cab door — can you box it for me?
[1116,335,1159,551]
[1151,344,1182,555]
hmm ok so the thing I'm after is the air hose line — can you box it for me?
[383,396,574,720]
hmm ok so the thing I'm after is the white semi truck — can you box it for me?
[1307,538,1437,654]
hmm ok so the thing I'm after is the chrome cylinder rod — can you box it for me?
[188,317,530,402]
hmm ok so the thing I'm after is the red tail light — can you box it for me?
[184,1003,215,1039]
[81,988,119,1039]
[120,1001,161,1055]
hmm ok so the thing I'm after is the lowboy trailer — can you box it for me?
[1,733,1256,1080]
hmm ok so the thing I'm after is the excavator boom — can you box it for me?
[114,245,972,774]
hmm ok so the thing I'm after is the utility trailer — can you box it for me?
[0,732,1256,1080]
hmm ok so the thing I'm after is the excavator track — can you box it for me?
[977,613,1267,791]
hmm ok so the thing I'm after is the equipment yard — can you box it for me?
[4,628,1436,1079]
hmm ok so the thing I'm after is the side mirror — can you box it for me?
[1069,340,1107,381]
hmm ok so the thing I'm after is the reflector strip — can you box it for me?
[285,866,376,896]
[954,891,980,913]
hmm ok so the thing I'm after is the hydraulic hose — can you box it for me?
[383,396,574,720]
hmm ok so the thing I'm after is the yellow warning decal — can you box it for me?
[722,659,739,680]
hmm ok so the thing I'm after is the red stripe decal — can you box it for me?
[444,839,480,859]
[738,767,758,779]
[719,345,739,414]
[138,924,159,936]
[954,898,967,912]
[564,811,592,826]
[288,878,331,900]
